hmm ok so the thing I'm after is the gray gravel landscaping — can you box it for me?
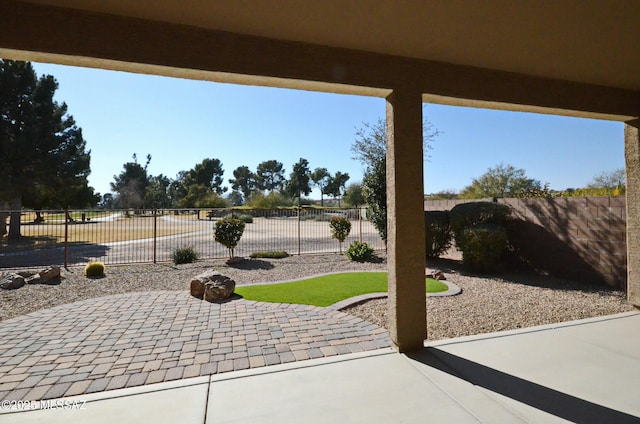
[1,252,633,342]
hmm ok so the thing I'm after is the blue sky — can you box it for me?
[31,62,625,199]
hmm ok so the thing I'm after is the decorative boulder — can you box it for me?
[23,266,61,285]
[0,274,26,290]
[39,266,61,284]
[190,270,236,302]
[427,270,446,281]
[204,279,235,302]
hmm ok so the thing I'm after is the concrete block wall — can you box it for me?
[424,197,627,287]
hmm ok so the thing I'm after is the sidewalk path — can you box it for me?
[0,291,391,402]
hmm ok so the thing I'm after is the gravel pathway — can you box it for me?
[1,253,634,341]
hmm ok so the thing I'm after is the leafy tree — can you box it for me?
[362,158,387,242]
[111,153,151,209]
[325,171,350,206]
[310,167,331,206]
[180,184,229,208]
[214,218,245,259]
[229,165,256,201]
[425,190,459,200]
[185,158,227,195]
[245,191,293,208]
[168,170,189,207]
[588,168,626,189]
[343,183,365,207]
[352,112,440,242]
[255,160,286,192]
[227,190,244,206]
[144,174,172,208]
[459,163,541,199]
[286,158,311,206]
[0,60,96,240]
[329,216,351,253]
[351,112,440,166]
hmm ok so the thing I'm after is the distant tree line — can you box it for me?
[106,155,356,210]
[425,164,626,200]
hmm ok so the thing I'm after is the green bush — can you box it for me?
[460,224,508,273]
[171,246,200,264]
[345,241,375,262]
[329,216,351,253]
[85,261,105,278]
[245,192,293,208]
[450,202,510,249]
[425,211,452,258]
[250,251,289,259]
[223,212,253,223]
[214,218,246,258]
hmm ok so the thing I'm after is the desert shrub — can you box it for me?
[245,192,293,208]
[345,241,375,262]
[249,251,289,259]
[85,261,105,278]
[329,216,351,253]
[450,202,510,249]
[425,210,452,258]
[460,224,508,273]
[214,218,246,258]
[223,212,253,223]
[171,246,200,264]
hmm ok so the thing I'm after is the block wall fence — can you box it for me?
[424,197,627,288]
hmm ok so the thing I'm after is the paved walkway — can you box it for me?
[0,291,390,401]
[2,312,639,423]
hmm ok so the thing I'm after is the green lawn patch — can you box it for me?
[234,272,449,307]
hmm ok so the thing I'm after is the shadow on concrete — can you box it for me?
[407,348,639,424]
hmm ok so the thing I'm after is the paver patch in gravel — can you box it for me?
[0,291,390,401]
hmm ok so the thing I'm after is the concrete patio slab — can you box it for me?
[410,311,640,423]
[0,377,210,424]
[206,350,481,424]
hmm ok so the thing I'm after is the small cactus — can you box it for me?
[85,261,105,278]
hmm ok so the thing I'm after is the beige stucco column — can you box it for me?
[386,89,427,351]
[625,119,640,307]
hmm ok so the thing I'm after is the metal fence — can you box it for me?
[0,208,385,268]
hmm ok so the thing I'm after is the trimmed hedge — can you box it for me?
[460,224,508,273]
[450,201,510,249]
[425,210,452,258]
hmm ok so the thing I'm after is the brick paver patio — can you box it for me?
[0,291,391,401]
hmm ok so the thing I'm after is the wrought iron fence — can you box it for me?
[0,208,384,268]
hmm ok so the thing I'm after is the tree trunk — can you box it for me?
[8,195,21,242]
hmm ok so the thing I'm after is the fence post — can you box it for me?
[64,209,69,268]
[153,209,157,264]
[297,207,301,256]
[359,208,363,243]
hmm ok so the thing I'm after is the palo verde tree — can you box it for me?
[0,60,96,241]
[459,163,541,199]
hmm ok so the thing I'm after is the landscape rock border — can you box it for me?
[0,266,61,290]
